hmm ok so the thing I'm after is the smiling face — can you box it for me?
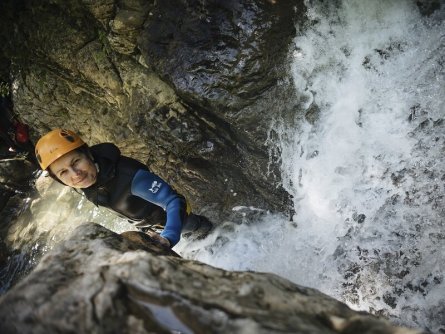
[49,149,97,188]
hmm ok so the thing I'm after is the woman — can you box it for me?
[35,129,211,248]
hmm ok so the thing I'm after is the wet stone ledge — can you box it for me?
[0,223,419,334]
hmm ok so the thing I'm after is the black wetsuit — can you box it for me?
[82,143,187,246]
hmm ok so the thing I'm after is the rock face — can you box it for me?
[0,223,418,334]
[0,0,303,220]
[0,159,36,218]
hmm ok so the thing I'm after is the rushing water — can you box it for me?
[179,1,445,332]
[0,175,137,294]
[1,0,443,333]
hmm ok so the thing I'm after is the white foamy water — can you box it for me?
[178,1,445,332]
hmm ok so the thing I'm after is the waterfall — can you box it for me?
[276,0,444,330]
[178,1,445,332]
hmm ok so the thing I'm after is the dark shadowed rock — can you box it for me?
[415,0,442,16]
[139,0,297,110]
[0,223,419,334]
[0,241,8,267]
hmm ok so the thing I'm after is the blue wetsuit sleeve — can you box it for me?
[130,169,185,246]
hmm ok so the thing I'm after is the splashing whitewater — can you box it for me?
[178,1,445,332]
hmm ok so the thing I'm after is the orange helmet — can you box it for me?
[35,129,85,170]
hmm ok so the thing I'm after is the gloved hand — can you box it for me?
[145,230,171,248]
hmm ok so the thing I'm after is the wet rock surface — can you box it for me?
[0,160,36,194]
[0,223,419,334]
[0,0,304,220]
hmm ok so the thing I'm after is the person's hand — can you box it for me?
[145,231,171,248]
